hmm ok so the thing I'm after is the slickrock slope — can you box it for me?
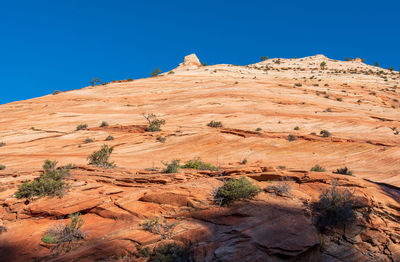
[1,54,400,261]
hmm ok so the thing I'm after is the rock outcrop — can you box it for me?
[1,54,400,261]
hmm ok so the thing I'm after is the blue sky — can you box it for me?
[1,0,399,104]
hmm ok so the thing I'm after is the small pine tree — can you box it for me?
[150,67,162,77]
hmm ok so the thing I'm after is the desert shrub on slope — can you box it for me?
[215,176,261,205]
[16,160,69,199]
[87,144,115,168]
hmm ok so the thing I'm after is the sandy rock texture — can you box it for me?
[0,54,400,261]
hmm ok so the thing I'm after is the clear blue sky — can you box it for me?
[1,0,399,104]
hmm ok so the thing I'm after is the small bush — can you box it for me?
[0,142,5,147]
[100,121,108,127]
[43,213,85,253]
[265,179,291,196]
[333,167,353,176]
[181,157,218,171]
[288,134,296,141]
[150,242,192,262]
[311,165,325,172]
[87,144,115,168]
[162,159,180,173]
[240,158,248,165]
[105,135,114,141]
[0,165,5,170]
[255,127,262,131]
[89,78,102,86]
[215,176,261,205]
[16,160,69,199]
[143,113,166,132]
[207,121,223,128]
[314,182,357,232]
[84,138,94,143]
[294,126,300,130]
[294,83,302,87]
[53,90,61,95]
[156,136,166,143]
[76,124,88,131]
[141,217,177,239]
[320,130,331,137]
[150,67,162,77]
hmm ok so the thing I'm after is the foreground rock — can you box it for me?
[1,165,400,261]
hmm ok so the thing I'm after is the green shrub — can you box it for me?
[0,164,5,170]
[320,130,331,137]
[215,176,261,205]
[181,157,218,171]
[241,158,248,165]
[207,121,223,128]
[288,134,296,141]
[162,160,180,173]
[320,62,327,70]
[294,126,300,130]
[89,78,102,86]
[87,144,115,168]
[311,165,325,172]
[84,138,94,143]
[150,67,162,77]
[150,242,192,262]
[43,213,85,253]
[16,160,69,199]
[42,234,57,244]
[294,83,302,87]
[105,135,114,141]
[76,124,88,131]
[156,136,166,143]
[143,113,166,132]
[0,142,5,147]
[333,167,353,176]
[255,127,262,131]
[141,217,177,239]
[52,90,61,95]
[314,182,357,232]
[100,121,108,127]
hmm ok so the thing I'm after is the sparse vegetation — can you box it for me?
[149,242,192,262]
[105,135,114,141]
[150,67,162,77]
[313,182,358,232]
[141,217,177,239]
[288,134,296,141]
[320,62,327,70]
[76,124,88,131]
[87,144,115,168]
[156,136,166,143]
[143,113,166,132]
[333,167,353,176]
[207,121,223,128]
[0,142,5,147]
[100,121,108,127]
[42,213,85,253]
[84,138,94,143]
[294,126,300,130]
[241,158,248,165]
[255,127,262,131]
[215,176,261,205]
[53,90,61,95]
[16,160,69,199]
[181,157,218,171]
[162,159,180,173]
[311,165,325,172]
[0,164,5,170]
[265,178,291,196]
[320,130,331,137]
[89,78,102,86]
[261,56,269,61]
